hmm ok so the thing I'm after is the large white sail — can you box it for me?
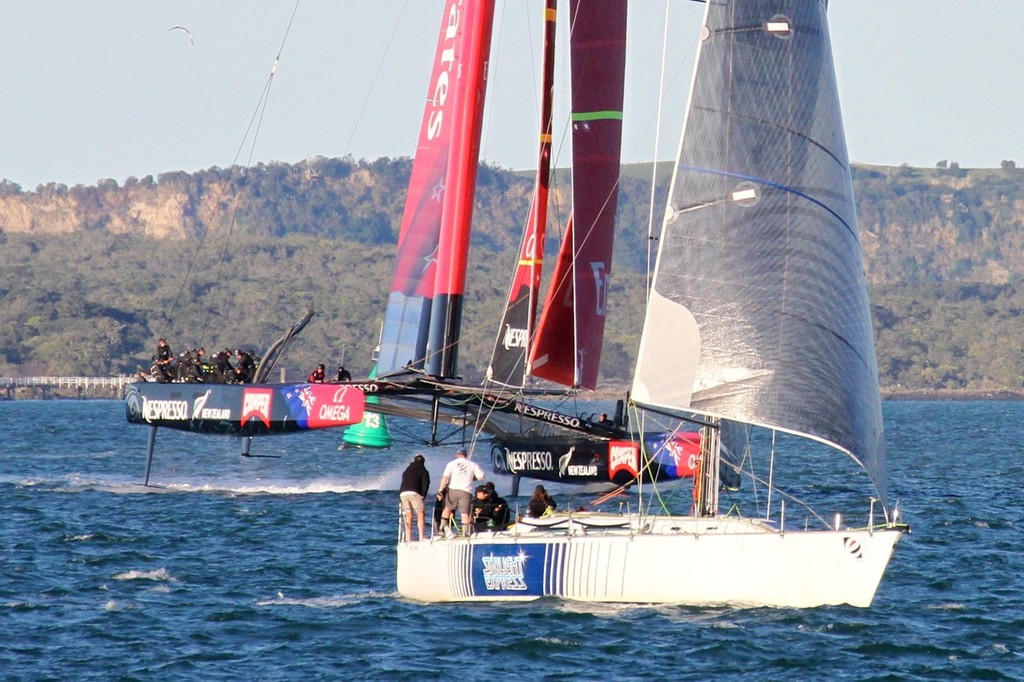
[632,2,888,507]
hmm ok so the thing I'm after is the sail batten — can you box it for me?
[632,1,888,506]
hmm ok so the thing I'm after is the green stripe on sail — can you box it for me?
[571,110,623,122]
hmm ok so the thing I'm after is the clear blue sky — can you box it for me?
[2,1,1021,190]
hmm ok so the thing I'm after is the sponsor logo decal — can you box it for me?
[503,448,554,474]
[502,324,527,350]
[316,387,357,424]
[192,390,230,421]
[590,261,609,315]
[646,432,701,478]
[490,444,509,474]
[512,402,581,429]
[609,441,639,479]
[241,388,274,429]
[126,391,142,421]
[426,0,462,141]
[566,464,598,477]
[843,536,863,559]
[480,552,528,591]
[141,397,189,422]
[558,446,603,479]
[283,384,365,428]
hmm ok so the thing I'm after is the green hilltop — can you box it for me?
[1,157,1023,393]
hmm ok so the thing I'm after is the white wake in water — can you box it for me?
[113,567,177,582]
[5,460,416,496]
[256,590,395,609]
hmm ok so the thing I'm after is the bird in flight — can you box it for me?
[168,26,194,46]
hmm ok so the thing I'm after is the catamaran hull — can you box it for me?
[125,382,364,436]
[491,431,702,487]
[397,519,903,608]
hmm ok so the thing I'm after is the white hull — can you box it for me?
[397,514,903,608]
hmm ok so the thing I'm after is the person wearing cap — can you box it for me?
[471,485,497,532]
[437,448,485,536]
[482,482,510,530]
[399,454,431,541]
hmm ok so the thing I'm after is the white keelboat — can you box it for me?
[396,0,906,608]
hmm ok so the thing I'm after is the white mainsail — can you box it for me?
[632,1,889,510]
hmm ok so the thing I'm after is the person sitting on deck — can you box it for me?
[483,481,510,530]
[471,485,498,532]
[526,485,557,518]
[233,350,256,383]
[308,363,326,383]
[176,347,206,383]
[336,365,352,382]
[210,348,233,383]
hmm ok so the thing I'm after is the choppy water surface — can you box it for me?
[1,399,1022,680]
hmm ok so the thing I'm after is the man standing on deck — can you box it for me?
[154,338,174,382]
[437,448,485,537]
[399,454,431,542]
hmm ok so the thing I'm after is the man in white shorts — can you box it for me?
[437,448,485,536]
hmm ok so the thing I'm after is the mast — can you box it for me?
[486,0,558,388]
[529,0,627,390]
[694,419,721,517]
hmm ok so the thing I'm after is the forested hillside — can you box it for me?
[1,157,1023,391]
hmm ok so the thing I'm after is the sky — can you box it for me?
[2,1,1022,190]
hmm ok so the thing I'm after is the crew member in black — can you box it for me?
[471,485,498,532]
[210,348,233,383]
[399,454,431,541]
[154,338,174,383]
[233,350,256,383]
[336,365,352,381]
[483,481,510,530]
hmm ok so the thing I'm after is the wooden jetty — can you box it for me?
[1,376,135,400]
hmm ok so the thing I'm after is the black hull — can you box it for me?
[490,432,698,487]
[125,382,364,436]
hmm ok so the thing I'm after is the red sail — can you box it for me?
[529,0,626,390]
[424,0,496,378]
[486,0,557,387]
[379,0,496,376]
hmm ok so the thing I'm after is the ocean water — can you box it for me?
[1,399,1022,680]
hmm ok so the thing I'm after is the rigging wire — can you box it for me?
[645,0,673,306]
[342,0,411,158]
[167,0,303,349]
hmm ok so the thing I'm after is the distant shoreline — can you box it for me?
[3,385,1024,402]
[588,386,1024,402]
[881,388,1024,401]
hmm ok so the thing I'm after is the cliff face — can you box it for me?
[0,184,195,238]
[3,159,1024,285]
